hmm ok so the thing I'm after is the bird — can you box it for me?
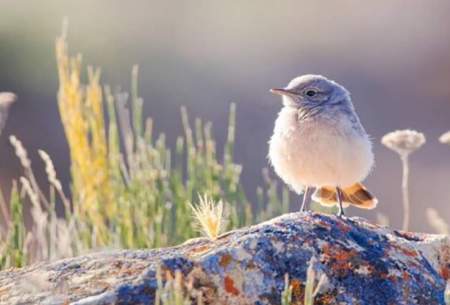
[0,92,16,136]
[268,75,377,216]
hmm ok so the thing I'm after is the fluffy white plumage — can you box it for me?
[268,75,373,194]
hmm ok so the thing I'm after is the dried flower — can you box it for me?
[0,92,16,106]
[381,129,425,231]
[0,92,16,135]
[439,131,450,145]
[381,129,426,157]
[189,194,225,240]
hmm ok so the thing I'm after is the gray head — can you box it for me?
[270,74,352,110]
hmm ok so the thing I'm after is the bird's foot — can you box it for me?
[300,208,309,214]
[337,208,345,218]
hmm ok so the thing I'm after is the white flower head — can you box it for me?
[0,92,16,135]
[439,131,450,145]
[381,129,426,157]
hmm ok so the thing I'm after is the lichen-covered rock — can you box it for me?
[0,212,449,305]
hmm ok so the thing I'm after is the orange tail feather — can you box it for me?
[312,183,378,209]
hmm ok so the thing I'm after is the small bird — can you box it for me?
[0,92,16,136]
[268,75,377,216]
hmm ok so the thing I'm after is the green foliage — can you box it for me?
[0,183,26,269]
[0,34,291,269]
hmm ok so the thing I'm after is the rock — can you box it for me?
[0,212,449,305]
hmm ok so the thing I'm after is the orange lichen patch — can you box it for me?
[322,244,353,261]
[406,260,421,270]
[334,251,358,272]
[322,244,358,273]
[317,220,331,229]
[365,265,375,274]
[189,245,212,255]
[224,275,240,296]
[290,278,304,300]
[219,254,233,268]
[336,221,351,233]
[402,271,411,281]
[387,274,398,283]
[377,269,392,280]
[322,244,332,256]
[389,243,418,259]
[401,248,418,257]
[334,249,357,261]
[318,294,336,304]
[398,231,423,241]
[440,265,449,280]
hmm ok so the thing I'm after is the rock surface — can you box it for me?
[0,212,449,305]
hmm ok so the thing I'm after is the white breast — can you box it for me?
[268,107,373,194]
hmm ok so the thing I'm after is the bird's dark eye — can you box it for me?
[305,89,317,97]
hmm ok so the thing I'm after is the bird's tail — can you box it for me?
[312,183,378,209]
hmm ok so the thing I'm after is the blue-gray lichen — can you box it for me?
[0,212,448,305]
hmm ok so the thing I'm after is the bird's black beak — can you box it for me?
[270,88,296,98]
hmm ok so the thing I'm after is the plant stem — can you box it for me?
[401,154,410,231]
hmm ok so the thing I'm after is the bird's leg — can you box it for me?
[300,186,310,212]
[336,187,345,217]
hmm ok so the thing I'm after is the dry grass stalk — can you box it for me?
[381,129,426,231]
[426,208,449,235]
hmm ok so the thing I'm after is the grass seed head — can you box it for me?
[10,136,31,168]
[189,194,225,240]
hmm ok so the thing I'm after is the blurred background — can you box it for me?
[1,0,449,232]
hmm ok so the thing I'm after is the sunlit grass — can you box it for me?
[0,32,290,269]
[0,29,448,305]
[56,35,113,245]
[189,194,225,240]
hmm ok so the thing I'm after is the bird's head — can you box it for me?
[270,74,351,109]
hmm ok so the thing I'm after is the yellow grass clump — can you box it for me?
[55,34,113,244]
